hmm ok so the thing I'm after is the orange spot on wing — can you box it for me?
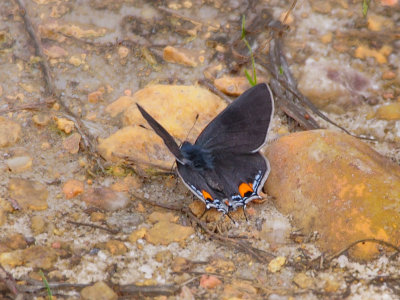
[238,182,254,198]
[201,190,213,201]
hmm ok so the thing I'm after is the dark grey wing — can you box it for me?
[211,151,269,204]
[195,83,274,153]
[136,104,184,162]
[176,162,227,211]
[177,151,269,212]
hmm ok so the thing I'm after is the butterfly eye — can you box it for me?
[201,190,213,202]
[238,182,254,198]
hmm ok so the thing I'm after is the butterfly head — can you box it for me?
[180,142,214,171]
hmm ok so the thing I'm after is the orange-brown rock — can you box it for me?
[62,132,81,154]
[81,281,117,300]
[163,46,203,67]
[214,76,252,96]
[375,103,400,120]
[63,179,84,199]
[105,240,128,255]
[199,275,222,289]
[144,221,194,245]
[265,130,400,260]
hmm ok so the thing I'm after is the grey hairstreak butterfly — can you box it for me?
[137,83,274,215]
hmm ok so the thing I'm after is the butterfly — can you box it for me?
[136,83,274,217]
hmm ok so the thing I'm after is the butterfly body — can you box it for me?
[137,83,274,214]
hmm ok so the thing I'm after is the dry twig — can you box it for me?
[67,220,120,234]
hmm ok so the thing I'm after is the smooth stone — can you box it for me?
[106,211,144,234]
[0,117,21,148]
[375,103,400,120]
[31,216,47,235]
[298,58,370,113]
[55,117,75,134]
[199,275,222,289]
[213,76,252,96]
[268,256,286,273]
[32,113,51,126]
[163,46,203,67]
[81,187,129,211]
[265,130,400,260]
[5,156,32,172]
[222,280,258,299]
[62,179,84,199]
[144,220,194,245]
[98,85,226,169]
[8,179,48,211]
[293,273,314,289]
[81,281,117,300]
[62,132,81,154]
[105,240,127,255]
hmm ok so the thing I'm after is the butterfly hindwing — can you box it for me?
[195,83,274,153]
[177,151,268,212]
[211,151,269,209]
[177,162,227,211]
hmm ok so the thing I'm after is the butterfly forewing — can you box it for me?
[136,104,184,162]
[195,83,274,153]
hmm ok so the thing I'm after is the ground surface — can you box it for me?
[0,0,399,299]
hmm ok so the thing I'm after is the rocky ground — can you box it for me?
[0,0,400,299]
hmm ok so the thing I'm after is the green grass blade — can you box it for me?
[241,15,246,39]
[362,0,370,17]
[39,270,53,300]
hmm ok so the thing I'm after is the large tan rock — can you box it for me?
[265,130,400,260]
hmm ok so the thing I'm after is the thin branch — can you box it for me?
[327,238,400,262]
[158,6,204,26]
[117,284,179,296]
[282,0,298,24]
[199,79,233,104]
[67,220,120,234]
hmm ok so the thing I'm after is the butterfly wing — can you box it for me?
[177,151,269,213]
[136,104,184,163]
[177,161,227,211]
[195,83,274,153]
[211,151,269,209]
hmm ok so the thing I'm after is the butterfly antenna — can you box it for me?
[226,212,236,224]
[169,160,177,174]
[181,113,199,147]
[243,206,249,222]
